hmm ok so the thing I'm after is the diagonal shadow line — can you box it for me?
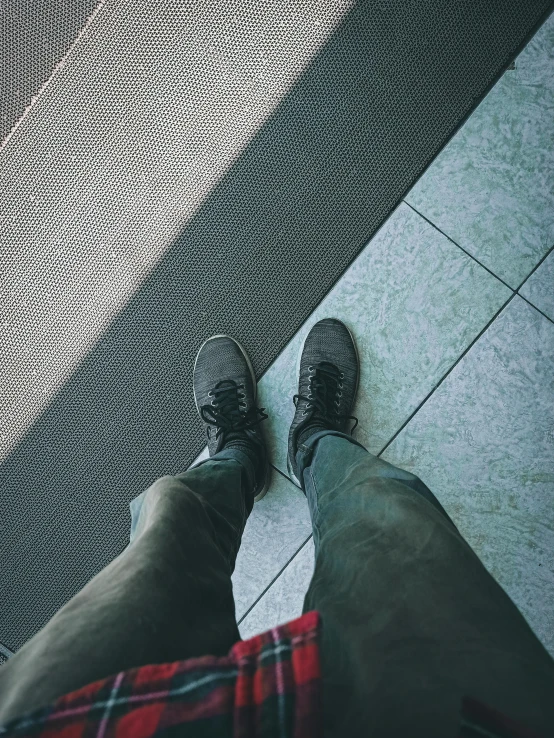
[1,0,552,652]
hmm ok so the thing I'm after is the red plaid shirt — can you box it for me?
[0,611,542,738]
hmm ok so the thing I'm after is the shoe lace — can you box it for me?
[200,379,268,441]
[293,361,358,435]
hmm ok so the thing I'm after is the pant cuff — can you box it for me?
[294,429,367,491]
[192,447,257,491]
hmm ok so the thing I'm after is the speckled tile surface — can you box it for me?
[519,250,554,322]
[382,296,554,655]
[257,202,510,477]
[239,537,315,639]
[406,14,554,288]
[232,469,311,621]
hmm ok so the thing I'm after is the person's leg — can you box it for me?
[0,449,253,725]
[298,431,554,737]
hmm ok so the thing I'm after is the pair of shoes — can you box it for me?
[193,318,359,501]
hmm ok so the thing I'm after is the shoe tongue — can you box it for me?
[225,430,248,443]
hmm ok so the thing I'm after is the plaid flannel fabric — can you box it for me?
[0,611,321,738]
[0,609,543,738]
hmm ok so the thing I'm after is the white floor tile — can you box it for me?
[258,203,510,477]
[406,15,554,287]
[239,537,315,639]
[232,470,312,621]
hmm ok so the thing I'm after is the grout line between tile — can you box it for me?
[403,201,516,292]
[271,463,295,485]
[237,533,313,626]
[516,294,554,326]
[260,223,553,481]
[377,291,517,457]
[515,243,554,292]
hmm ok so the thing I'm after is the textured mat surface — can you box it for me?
[1,0,552,652]
[0,0,100,144]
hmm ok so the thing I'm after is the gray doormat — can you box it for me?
[1,0,552,654]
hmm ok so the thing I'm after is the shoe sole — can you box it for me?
[193,334,269,502]
[287,320,360,488]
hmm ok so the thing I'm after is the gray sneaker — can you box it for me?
[287,318,359,488]
[193,335,270,501]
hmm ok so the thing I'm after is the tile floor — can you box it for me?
[189,13,554,653]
